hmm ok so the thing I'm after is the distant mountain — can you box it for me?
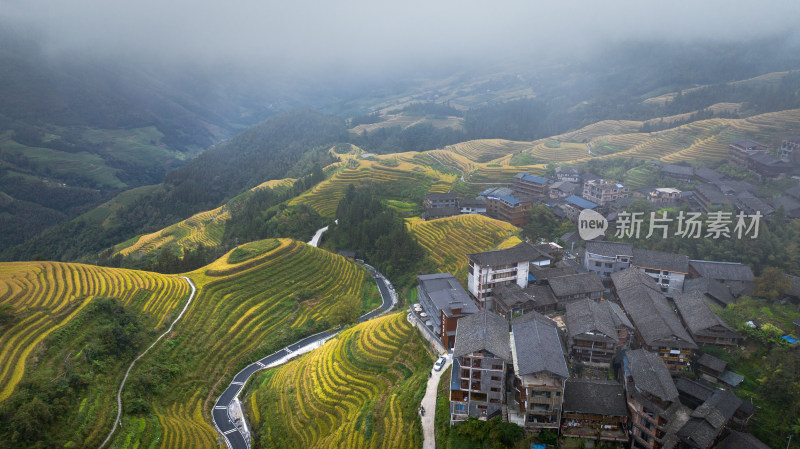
[1,110,347,261]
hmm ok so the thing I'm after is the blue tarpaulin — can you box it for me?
[782,335,799,344]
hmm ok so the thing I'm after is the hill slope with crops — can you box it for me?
[245,312,431,449]
[101,239,381,448]
[407,215,521,282]
[0,262,191,447]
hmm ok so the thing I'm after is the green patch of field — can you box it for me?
[545,140,561,148]
[227,239,281,264]
[509,152,546,166]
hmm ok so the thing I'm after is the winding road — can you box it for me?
[212,238,398,449]
[99,276,197,449]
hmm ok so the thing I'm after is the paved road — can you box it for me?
[99,276,197,449]
[213,263,397,449]
[421,354,452,449]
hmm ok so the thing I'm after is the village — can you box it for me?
[408,137,800,449]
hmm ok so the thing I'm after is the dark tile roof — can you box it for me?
[417,273,479,317]
[563,379,628,417]
[453,311,511,360]
[422,207,460,219]
[549,181,579,193]
[459,198,487,208]
[718,370,745,387]
[633,248,689,273]
[611,267,662,293]
[786,183,800,200]
[693,167,725,183]
[684,277,735,306]
[785,275,800,298]
[675,377,715,403]
[586,241,634,258]
[566,299,632,343]
[494,284,556,309]
[617,276,697,349]
[770,195,800,213]
[689,261,754,282]
[468,242,550,267]
[425,192,457,200]
[674,290,736,337]
[794,317,800,327]
[715,431,770,449]
[623,349,679,402]
[556,166,581,175]
[697,352,728,373]
[661,164,694,177]
[749,151,789,168]
[480,186,514,198]
[511,312,569,378]
[529,265,578,282]
[548,272,604,298]
[565,195,599,210]
[678,389,742,449]
[730,138,765,149]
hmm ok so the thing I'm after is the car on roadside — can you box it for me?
[433,356,446,371]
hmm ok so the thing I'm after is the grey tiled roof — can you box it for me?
[675,377,715,403]
[494,284,556,309]
[617,280,697,349]
[689,260,754,282]
[586,241,633,258]
[565,299,631,343]
[632,248,689,273]
[624,349,679,402]
[548,272,604,298]
[684,277,734,306]
[661,164,694,177]
[467,242,550,267]
[678,389,743,449]
[716,431,770,449]
[453,311,511,360]
[425,192,457,200]
[693,167,724,183]
[529,265,578,282]
[611,267,662,293]
[786,184,800,200]
[562,379,628,417]
[697,352,728,373]
[674,290,736,338]
[511,313,569,378]
[785,275,800,298]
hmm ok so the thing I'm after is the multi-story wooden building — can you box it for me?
[424,192,458,209]
[467,243,551,305]
[616,349,691,449]
[555,166,581,183]
[565,299,633,366]
[632,248,689,297]
[612,269,697,373]
[492,283,557,317]
[416,273,479,350]
[450,311,511,424]
[546,272,604,309]
[728,138,768,168]
[509,313,569,431]
[673,290,741,348]
[561,379,629,443]
[583,179,628,206]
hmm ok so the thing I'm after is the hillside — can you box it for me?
[0,239,380,447]
[103,239,380,448]
[245,312,430,449]
[407,215,521,282]
[0,262,191,446]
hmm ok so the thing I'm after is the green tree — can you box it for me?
[328,294,361,327]
[753,267,791,300]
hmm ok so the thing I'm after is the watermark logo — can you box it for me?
[578,209,608,241]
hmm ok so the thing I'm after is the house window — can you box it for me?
[492,364,503,370]
[490,387,500,392]
[461,369,470,378]
[491,376,501,381]
[595,262,602,267]
[605,263,612,268]
[454,404,466,412]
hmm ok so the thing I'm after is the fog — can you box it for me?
[2,0,799,74]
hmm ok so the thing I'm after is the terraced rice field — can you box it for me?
[443,139,531,163]
[246,312,430,449]
[554,120,643,143]
[114,178,295,258]
[0,262,190,402]
[527,141,589,161]
[291,159,455,217]
[407,215,519,281]
[107,240,379,448]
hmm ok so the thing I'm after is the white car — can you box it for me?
[433,356,447,371]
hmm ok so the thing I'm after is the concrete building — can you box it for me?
[583,241,633,279]
[416,273,479,350]
[514,172,550,197]
[583,179,628,206]
[555,166,581,183]
[467,243,550,305]
[450,311,511,424]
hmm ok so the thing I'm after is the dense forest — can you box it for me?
[324,185,428,286]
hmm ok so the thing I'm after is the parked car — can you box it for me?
[433,356,447,371]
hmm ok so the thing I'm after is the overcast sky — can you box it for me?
[2,0,799,73]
